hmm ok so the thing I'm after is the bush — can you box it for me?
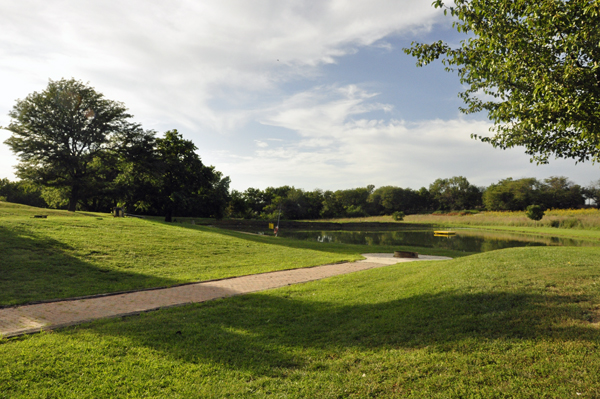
[345,205,369,218]
[525,205,545,222]
[392,211,405,221]
[560,218,581,229]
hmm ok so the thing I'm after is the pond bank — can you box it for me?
[211,219,430,231]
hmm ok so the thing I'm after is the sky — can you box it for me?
[1,0,598,192]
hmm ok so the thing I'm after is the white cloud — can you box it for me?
[3,1,597,192]
[0,0,440,133]
[214,85,600,191]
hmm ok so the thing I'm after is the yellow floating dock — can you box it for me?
[434,230,456,235]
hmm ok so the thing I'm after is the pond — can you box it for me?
[274,229,600,253]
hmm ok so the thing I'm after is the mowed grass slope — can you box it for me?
[2,246,600,397]
[0,202,465,306]
[0,202,357,306]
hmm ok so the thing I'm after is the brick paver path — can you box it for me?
[0,253,450,338]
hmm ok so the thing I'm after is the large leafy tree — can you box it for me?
[155,130,230,221]
[482,177,542,211]
[3,78,139,211]
[539,176,585,209]
[111,129,161,214]
[405,0,600,163]
[429,176,482,210]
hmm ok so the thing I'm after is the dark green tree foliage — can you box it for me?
[156,130,230,221]
[0,178,47,208]
[429,176,482,210]
[228,190,250,218]
[244,187,270,215]
[3,79,138,211]
[111,129,161,213]
[584,179,600,208]
[539,176,585,209]
[483,178,542,211]
[483,176,585,211]
[526,204,545,222]
[334,185,374,217]
[303,189,326,219]
[320,190,345,219]
[405,0,600,163]
[370,186,431,215]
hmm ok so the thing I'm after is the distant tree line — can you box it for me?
[226,175,596,220]
[3,169,597,221]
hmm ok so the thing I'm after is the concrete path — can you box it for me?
[0,253,451,338]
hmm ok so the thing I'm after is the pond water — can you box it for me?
[275,229,600,253]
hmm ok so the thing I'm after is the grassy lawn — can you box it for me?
[0,202,465,306]
[320,209,600,232]
[404,209,600,230]
[2,245,600,397]
[4,201,600,396]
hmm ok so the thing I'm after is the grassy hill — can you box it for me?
[2,201,600,396]
[0,202,463,306]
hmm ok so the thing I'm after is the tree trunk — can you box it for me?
[68,185,79,212]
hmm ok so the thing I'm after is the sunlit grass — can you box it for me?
[2,246,600,397]
[406,208,600,229]
[313,209,600,229]
[0,202,464,306]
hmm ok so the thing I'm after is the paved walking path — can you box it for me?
[0,253,451,338]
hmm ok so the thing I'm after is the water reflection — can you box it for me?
[276,229,600,253]
[317,235,333,243]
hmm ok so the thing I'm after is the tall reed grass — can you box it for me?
[406,208,600,229]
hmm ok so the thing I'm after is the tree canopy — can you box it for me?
[156,130,230,221]
[429,176,482,210]
[405,0,600,163]
[3,79,231,217]
[3,78,139,211]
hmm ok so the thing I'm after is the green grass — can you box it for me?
[0,202,465,306]
[320,210,600,232]
[404,209,600,230]
[2,246,600,397]
[4,201,600,396]
[455,224,600,242]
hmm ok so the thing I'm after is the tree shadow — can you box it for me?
[0,225,178,306]
[83,288,600,376]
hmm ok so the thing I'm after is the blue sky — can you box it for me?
[1,0,598,192]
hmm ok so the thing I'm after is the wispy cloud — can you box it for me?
[214,85,599,190]
[2,1,597,189]
[0,0,439,131]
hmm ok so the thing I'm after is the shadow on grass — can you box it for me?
[84,289,599,376]
[0,225,178,306]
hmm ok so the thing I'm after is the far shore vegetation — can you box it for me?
[320,208,600,231]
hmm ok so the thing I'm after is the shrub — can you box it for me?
[560,218,581,229]
[525,205,545,225]
[346,205,369,218]
[392,211,405,221]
